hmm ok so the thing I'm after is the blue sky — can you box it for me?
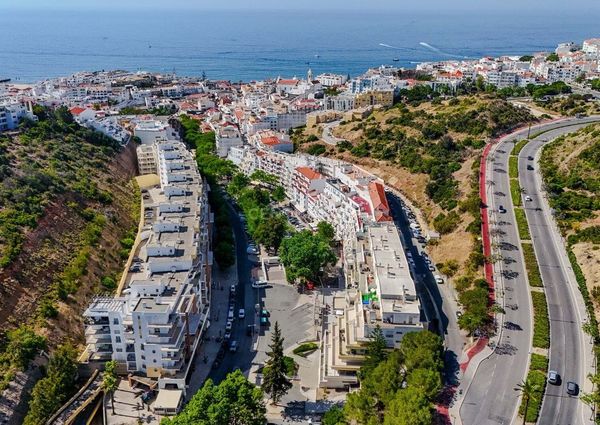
[1,0,599,11]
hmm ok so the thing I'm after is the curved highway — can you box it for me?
[460,117,598,425]
[517,118,599,425]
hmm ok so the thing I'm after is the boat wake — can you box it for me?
[379,43,403,50]
[419,42,468,59]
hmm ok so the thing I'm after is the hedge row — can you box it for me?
[531,291,550,349]
[522,243,543,287]
[515,208,531,240]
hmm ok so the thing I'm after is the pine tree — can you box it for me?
[261,322,292,404]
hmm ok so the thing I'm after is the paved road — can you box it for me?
[387,192,466,385]
[460,117,599,425]
[321,120,343,145]
[518,119,599,425]
[207,199,260,383]
[460,134,532,425]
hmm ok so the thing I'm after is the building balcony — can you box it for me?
[87,333,112,344]
[85,325,111,335]
[84,317,109,326]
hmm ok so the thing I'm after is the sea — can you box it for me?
[0,8,599,83]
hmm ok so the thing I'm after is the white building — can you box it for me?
[83,139,212,405]
[0,102,36,131]
[316,73,348,87]
[215,122,243,157]
[583,38,600,57]
[134,120,177,145]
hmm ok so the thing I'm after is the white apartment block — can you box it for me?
[319,222,424,389]
[316,73,348,87]
[583,38,600,57]
[0,102,36,131]
[134,120,178,145]
[137,144,158,175]
[83,139,213,400]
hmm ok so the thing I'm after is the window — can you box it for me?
[116,348,123,352]
[113,318,119,325]
[115,336,121,343]
[141,355,145,360]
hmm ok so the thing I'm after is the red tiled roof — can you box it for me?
[69,106,86,116]
[369,181,392,222]
[261,136,281,146]
[295,166,322,181]
[278,79,299,85]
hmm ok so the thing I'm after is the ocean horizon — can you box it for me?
[1,8,599,82]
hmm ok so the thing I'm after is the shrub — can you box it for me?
[522,243,543,287]
[433,211,461,234]
[515,208,531,240]
[531,291,550,349]
[292,342,318,357]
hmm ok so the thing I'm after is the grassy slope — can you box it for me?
[0,113,138,346]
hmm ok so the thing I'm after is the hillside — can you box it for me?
[540,123,600,322]
[295,94,535,280]
[0,108,138,398]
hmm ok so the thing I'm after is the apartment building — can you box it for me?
[252,130,293,153]
[134,120,178,145]
[319,222,424,388]
[316,73,348,87]
[83,139,212,403]
[137,144,158,175]
[291,166,326,212]
[0,102,36,131]
[354,90,394,108]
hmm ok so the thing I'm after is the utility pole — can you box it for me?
[527,122,532,139]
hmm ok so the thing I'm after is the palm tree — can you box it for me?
[517,378,539,424]
[103,360,119,414]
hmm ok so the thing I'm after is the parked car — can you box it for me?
[527,155,534,160]
[238,308,245,319]
[246,245,259,255]
[225,320,233,331]
[527,164,534,171]
[230,284,236,295]
[260,316,269,327]
[566,381,579,396]
[252,280,269,289]
[548,370,560,385]
[229,341,238,352]
[428,265,436,271]
[525,195,533,202]
[224,331,232,340]
[498,205,506,213]
[434,275,444,284]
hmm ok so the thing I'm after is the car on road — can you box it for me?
[260,308,269,317]
[428,264,435,271]
[434,275,444,284]
[260,316,269,326]
[246,245,259,255]
[229,341,238,352]
[224,330,231,340]
[566,381,579,396]
[456,311,462,319]
[527,155,534,160]
[238,308,245,319]
[525,195,532,202]
[230,284,236,295]
[228,307,235,321]
[498,205,506,213]
[225,320,233,331]
[548,370,560,385]
[527,164,534,171]
[252,280,269,289]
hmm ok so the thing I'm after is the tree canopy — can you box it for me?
[261,322,292,404]
[279,229,336,283]
[161,370,266,425]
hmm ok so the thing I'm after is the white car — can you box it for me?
[252,280,269,289]
[229,341,238,352]
[428,265,435,271]
[525,195,533,202]
[434,275,444,284]
[226,320,233,331]
[238,309,245,319]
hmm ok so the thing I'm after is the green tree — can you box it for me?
[262,322,292,404]
[361,350,404,407]
[360,325,388,378]
[317,221,336,243]
[399,331,444,372]
[103,360,119,414]
[24,343,78,425]
[279,230,336,283]
[254,214,287,252]
[344,390,380,425]
[6,326,46,370]
[272,185,286,202]
[406,368,442,400]
[322,405,347,425]
[383,387,432,425]
[161,370,265,425]
[546,53,559,62]
[517,378,540,425]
